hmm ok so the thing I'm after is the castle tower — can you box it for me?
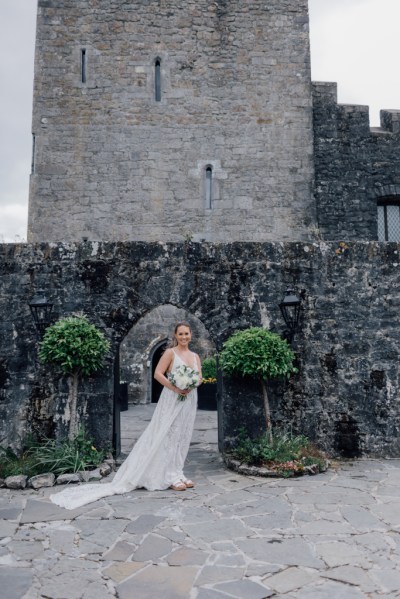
[28,0,315,243]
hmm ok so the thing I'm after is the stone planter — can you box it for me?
[223,454,329,478]
[198,383,217,410]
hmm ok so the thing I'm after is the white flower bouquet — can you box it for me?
[168,364,200,401]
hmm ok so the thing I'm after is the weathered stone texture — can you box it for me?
[313,82,400,240]
[1,241,400,457]
[28,0,315,243]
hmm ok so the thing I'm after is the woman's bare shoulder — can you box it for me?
[155,347,174,367]
[160,347,174,360]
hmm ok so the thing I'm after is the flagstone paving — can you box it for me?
[1,405,400,598]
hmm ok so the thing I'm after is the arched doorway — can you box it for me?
[117,305,217,454]
[119,304,215,406]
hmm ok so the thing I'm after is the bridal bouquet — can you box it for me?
[168,364,200,401]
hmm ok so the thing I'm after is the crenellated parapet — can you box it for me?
[377,109,400,135]
[312,82,400,241]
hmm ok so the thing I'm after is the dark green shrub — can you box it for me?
[220,328,297,442]
[202,356,217,381]
[39,315,110,440]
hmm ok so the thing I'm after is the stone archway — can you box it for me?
[119,304,216,406]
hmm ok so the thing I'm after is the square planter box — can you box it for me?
[198,383,217,410]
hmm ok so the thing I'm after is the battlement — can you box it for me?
[312,81,400,241]
[312,81,400,137]
[378,110,400,134]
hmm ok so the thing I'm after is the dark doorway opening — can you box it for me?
[151,341,168,403]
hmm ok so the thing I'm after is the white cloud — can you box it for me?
[0,201,28,242]
[309,0,400,125]
[0,1,35,241]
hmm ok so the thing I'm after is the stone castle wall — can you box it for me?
[1,241,400,458]
[28,0,315,243]
[313,82,400,241]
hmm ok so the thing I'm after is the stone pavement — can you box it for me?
[1,406,400,598]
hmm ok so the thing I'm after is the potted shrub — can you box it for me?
[39,314,110,440]
[198,356,217,410]
[220,327,297,444]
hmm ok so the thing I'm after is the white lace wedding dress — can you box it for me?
[50,351,199,510]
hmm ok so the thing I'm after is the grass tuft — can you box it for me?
[0,428,107,479]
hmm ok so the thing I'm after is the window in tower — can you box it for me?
[81,49,87,84]
[155,58,161,102]
[378,198,400,241]
[205,166,213,209]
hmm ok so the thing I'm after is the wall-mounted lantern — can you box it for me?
[279,286,301,343]
[28,290,53,339]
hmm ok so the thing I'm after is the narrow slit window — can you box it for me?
[81,49,87,83]
[155,58,161,101]
[206,166,213,209]
[31,134,36,174]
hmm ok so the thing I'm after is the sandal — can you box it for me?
[169,482,186,491]
[182,478,194,488]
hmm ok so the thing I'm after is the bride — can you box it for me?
[50,322,202,509]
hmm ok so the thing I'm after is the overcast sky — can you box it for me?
[0,0,399,242]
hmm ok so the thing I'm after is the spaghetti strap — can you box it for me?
[172,349,198,370]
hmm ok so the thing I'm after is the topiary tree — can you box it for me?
[220,327,297,444]
[39,315,110,440]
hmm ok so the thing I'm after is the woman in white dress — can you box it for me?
[50,322,202,509]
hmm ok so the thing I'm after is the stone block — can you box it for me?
[265,567,317,593]
[56,473,81,485]
[99,463,112,477]
[0,567,33,599]
[5,475,28,490]
[29,473,56,489]
[117,565,198,599]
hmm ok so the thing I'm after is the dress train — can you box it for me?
[50,353,198,510]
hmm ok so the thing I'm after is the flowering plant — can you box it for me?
[272,460,305,477]
[168,364,200,401]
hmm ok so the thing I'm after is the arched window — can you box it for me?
[377,197,400,241]
[155,58,161,102]
[205,166,213,209]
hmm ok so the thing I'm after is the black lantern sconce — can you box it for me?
[29,290,53,339]
[279,286,302,344]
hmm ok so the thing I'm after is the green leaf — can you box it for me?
[39,315,110,376]
[220,327,296,381]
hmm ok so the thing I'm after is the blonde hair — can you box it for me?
[170,321,192,347]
